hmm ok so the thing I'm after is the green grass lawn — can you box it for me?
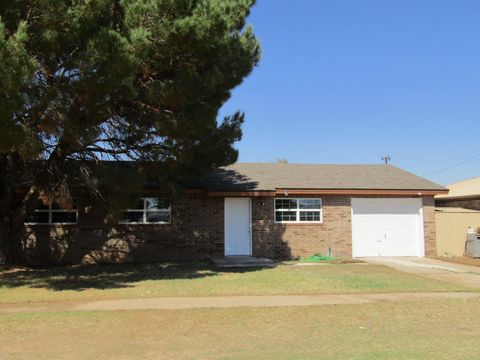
[1,298,479,359]
[0,262,473,304]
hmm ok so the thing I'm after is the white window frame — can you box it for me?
[25,199,78,225]
[274,198,323,223]
[119,197,171,225]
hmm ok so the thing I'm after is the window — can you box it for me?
[275,198,322,223]
[119,198,171,224]
[25,199,78,225]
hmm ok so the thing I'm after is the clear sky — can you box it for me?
[218,0,480,186]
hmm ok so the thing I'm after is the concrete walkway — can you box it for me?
[363,257,480,288]
[0,292,478,314]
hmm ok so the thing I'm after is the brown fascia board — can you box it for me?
[202,188,448,197]
[274,188,448,196]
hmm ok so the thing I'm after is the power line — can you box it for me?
[421,152,480,177]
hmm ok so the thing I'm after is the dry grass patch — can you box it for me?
[1,298,480,359]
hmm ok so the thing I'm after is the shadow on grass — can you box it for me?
[0,261,266,292]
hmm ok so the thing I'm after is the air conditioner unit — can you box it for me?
[466,232,480,258]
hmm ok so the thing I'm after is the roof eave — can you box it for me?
[274,188,448,196]
[201,188,448,197]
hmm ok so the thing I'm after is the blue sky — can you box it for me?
[218,0,480,186]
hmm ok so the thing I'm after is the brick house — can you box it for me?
[21,163,447,265]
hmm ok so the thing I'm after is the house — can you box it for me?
[435,177,480,210]
[21,163,447,265]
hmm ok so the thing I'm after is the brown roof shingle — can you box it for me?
[190,163,446,192]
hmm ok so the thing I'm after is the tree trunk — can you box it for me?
[0,153,36,265]
[0,154,9,265]
[0,187,38,266]
[1,211,23,265]
[0,184,23,265]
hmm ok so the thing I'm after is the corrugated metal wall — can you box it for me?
[435,209,480,256]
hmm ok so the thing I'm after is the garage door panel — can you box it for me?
[353,203,420,215]
[352,198,423,257]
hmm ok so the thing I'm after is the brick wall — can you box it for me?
[252,196,352,259]
[422,196,437,256]
[20,194,437,264]
[22,195,224,265]
[252,195,437,260]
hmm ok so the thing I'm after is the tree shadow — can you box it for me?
[13,168,314,272]
[0,260,273,292]
[19,168,265,266]
[252,196,292,260]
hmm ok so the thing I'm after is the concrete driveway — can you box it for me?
[364,257,480,288]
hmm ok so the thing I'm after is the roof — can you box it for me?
[435,207,480,213]
[436,176,480,200]
[190,163,446,192]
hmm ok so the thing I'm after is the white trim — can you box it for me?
[274,198,323,224]
[25,199,78,225]
[351,205,356,257]
[249,198,253,255]
[224,199,227,255]
[224,197,252,256]
[118,197,171,225]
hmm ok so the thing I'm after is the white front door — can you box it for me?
[224,198,252,256]
[351,198,424,257]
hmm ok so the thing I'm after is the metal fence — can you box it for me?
[435,207,480,257]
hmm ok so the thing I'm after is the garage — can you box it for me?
[351,198,424,257]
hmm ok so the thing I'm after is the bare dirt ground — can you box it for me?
[437,256,480,267]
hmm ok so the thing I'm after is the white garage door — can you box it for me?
[351,198,424,257]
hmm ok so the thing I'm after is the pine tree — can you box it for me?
[0,0,260,264]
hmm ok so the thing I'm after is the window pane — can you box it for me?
[299,199,321,209]
[275,211,297,222]
[119,211,144,223]
[299,211,321,222]
[275,199,297,210]
[146,211,170,223]
[52,212,77,224]
[26,212,49,224]
[146,198,170,210]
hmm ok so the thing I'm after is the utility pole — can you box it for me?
[381,155,391,164]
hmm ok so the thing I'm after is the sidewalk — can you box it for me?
[0,292,478,313]
[363,257,480,288]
